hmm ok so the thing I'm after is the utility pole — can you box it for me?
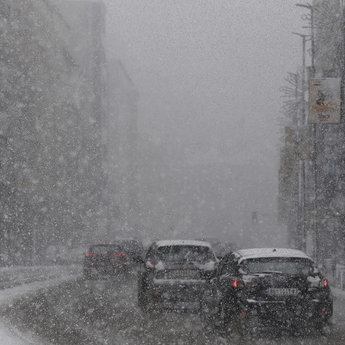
[292,32,309,252]
[296,2,317,260]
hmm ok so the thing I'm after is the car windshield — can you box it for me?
[240,257,314,275]
[155,245,214,263]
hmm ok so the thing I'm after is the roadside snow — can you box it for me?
[0,265,343,344]
[0,320,41,345]
[0,266,81,345]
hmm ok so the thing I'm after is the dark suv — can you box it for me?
[200,248,333,336]
[137,240,218,311]
[83,243,129,279]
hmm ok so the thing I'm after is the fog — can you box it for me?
[104,0,308,246]
[1,1,345,344]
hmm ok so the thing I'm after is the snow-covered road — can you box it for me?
[0,265,81,344]
[0,266,345,344]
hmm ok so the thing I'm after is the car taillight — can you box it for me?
[114,253,126,257]
[85,253,96,258]
[231,279,244,288]
[308,277,329,289]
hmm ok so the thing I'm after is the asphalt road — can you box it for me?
[2,269,345,345]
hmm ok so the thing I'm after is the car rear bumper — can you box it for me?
[241,298,333,326]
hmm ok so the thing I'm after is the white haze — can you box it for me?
[104,0,310,246]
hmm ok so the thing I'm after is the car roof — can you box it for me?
[155,240,212,248]
[235,248,313,262]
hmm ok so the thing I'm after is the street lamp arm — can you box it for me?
[292,32,308,38]
[296,3,313,10]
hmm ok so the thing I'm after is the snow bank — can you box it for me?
[0,266,81,345]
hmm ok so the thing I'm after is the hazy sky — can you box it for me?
[102,1,313,243]
[104,0,308,168]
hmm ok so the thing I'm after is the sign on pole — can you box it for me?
[308,78,341,124]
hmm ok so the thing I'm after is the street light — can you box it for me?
[296,3,315,77]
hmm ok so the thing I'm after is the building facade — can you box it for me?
[106,59,139,240]
[0,0,108,263]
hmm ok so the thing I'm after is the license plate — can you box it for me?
[171,270,199,279]
[267,288,299,296]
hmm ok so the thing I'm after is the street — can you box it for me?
[2,268,345,345]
